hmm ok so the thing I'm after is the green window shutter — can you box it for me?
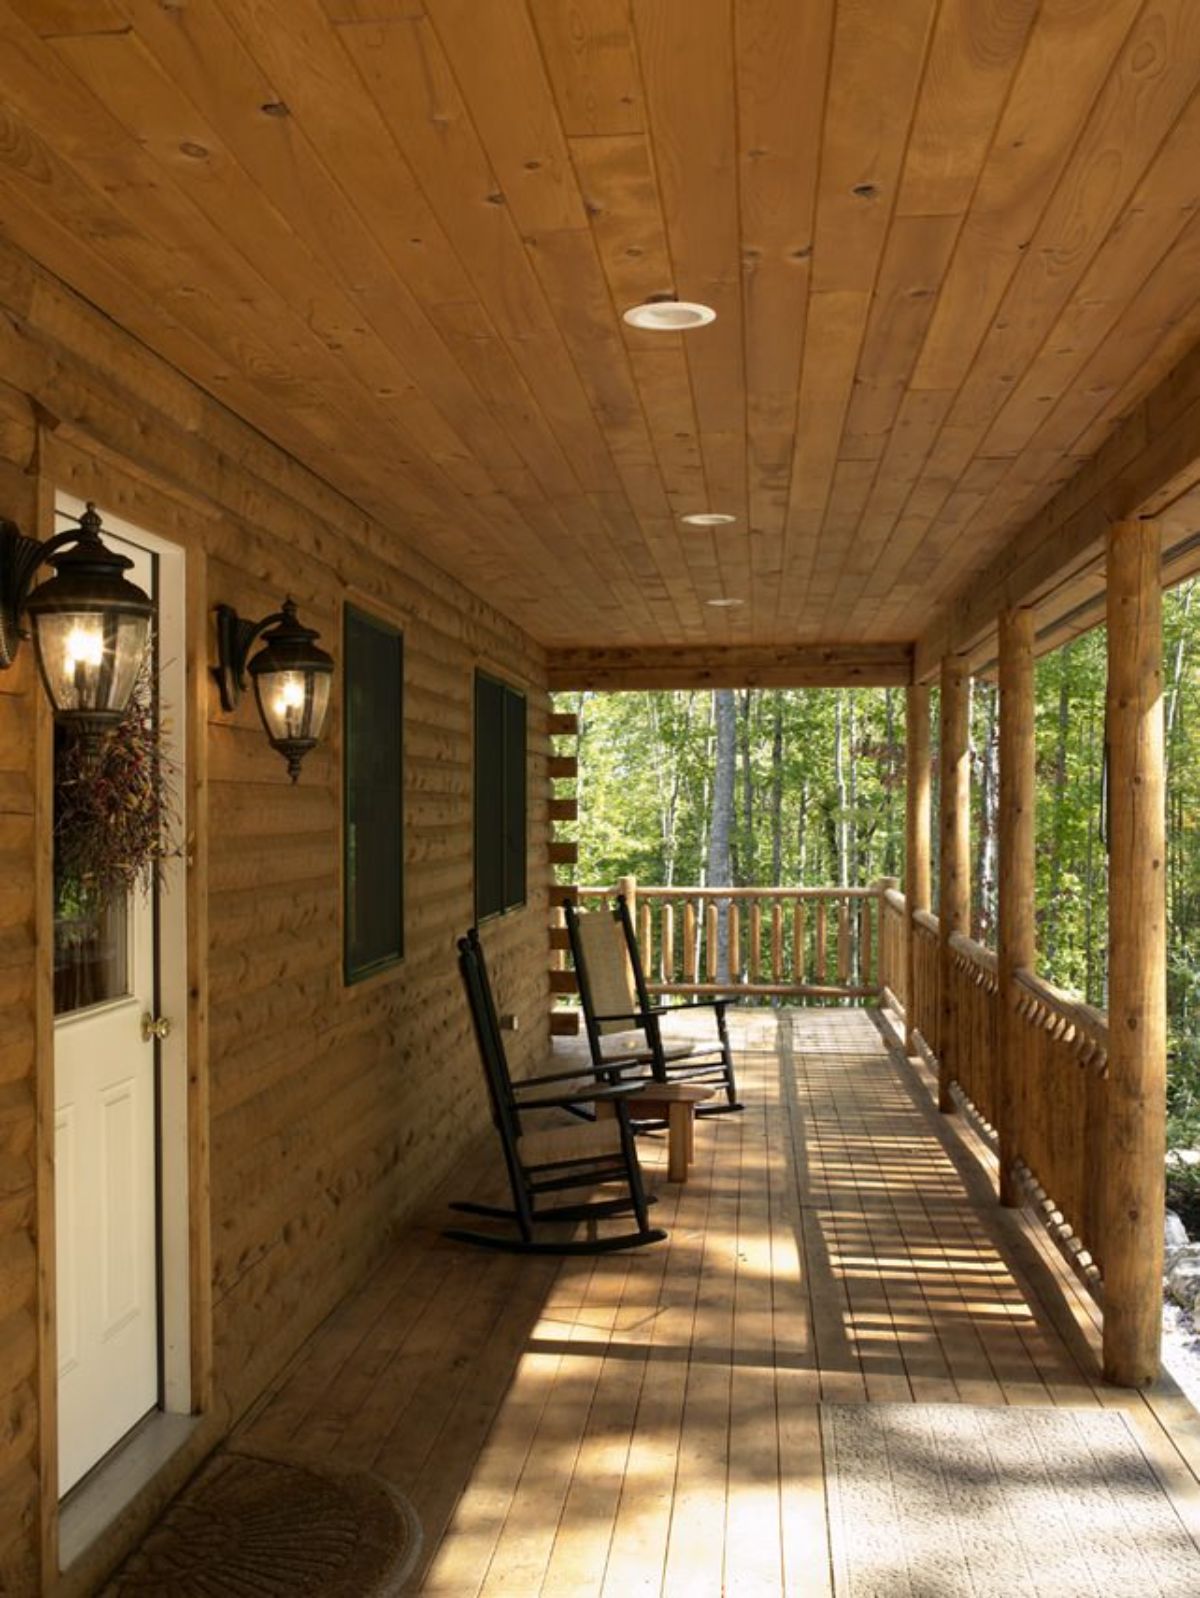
[474,671,527,919]
[344,607,403,981]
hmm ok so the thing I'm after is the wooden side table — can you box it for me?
[598,1081,714,1181]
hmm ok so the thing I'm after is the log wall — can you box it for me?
[0,237,550,1593]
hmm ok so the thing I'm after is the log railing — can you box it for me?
[909,908,940,1057]
[946,930,1000,1133]
[1011,968,1109,1285]
[576,880,887,1001]
[882,893,1110,1293]
[879,887,907,1010]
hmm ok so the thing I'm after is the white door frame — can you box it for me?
[54,493,192,1438]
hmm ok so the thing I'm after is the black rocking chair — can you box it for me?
[564,894,743,1115]
[447,927,666,1255]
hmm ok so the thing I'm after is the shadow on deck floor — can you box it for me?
[230,1008,1200,1595]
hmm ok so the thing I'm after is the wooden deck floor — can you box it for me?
[235,1008,1200,1595]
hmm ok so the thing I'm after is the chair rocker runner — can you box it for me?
[564,894,743,1116]
[448,927,666,1255]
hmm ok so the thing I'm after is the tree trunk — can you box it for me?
[708,689,736,981]
[738,689,754,886]
[884,688,900,878]
[1046,663,1070,963]
[975,685,999,941]
[771,691,784,886]
[834,691,849,886]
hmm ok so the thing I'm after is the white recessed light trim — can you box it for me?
[623,300,716,331]
[706,597,745,608]
[681,511,737,526]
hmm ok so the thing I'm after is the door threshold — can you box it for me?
[59,1411,199,1574]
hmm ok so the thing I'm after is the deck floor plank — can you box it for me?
[227,1008,1200,1595]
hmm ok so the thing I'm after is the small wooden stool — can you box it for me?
[598,1081,714,1181]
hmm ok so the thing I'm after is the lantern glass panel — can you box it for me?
[254,666,331,747]
[33,607,151,717]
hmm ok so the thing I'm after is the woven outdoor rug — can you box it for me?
[823,1404,1200,1597]
[101,1447,422,1596]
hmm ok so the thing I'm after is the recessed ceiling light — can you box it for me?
[681,512,737,526]
[623,300,716,331]
[706,597,744,608]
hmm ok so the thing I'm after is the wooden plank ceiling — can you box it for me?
[1,0,1199,651]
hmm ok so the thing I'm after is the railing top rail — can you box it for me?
[913,908,940,935]
[578,884,881,900]
[1013,966,1109,1051]
[883,888,907,913]
[948,928,998,976]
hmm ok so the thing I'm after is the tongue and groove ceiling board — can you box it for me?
[0,0,1199,650]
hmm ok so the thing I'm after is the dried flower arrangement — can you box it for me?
[54,657,179,918]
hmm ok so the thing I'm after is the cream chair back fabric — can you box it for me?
[574,909,639,1036]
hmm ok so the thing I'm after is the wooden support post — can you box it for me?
[938,656,971,1112]
[1103,518,1166,1389]
[617,873,637,922]
[905,684,932,1054]
[997,609,1035,1208]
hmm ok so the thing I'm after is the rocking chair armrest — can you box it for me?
[515,1062,642,1089]
[592,1007,670,1024]
[660,996,737,1015]
[514,1059,648,1093]
[515,1080,652,1112]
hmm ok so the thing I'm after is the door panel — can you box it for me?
[54,527,160,1497]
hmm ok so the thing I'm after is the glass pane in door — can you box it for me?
[54,889,130,1016]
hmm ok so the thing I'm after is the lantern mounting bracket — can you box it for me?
[213,603,285,712]
[0,516,96,670]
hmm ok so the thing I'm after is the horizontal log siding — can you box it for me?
[0,450,41,1598]
[0,237,549,1594]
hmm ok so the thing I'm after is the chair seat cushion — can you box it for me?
[598,1031,694,1067]
[518,1119,623,1168]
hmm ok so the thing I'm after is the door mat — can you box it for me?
[101,1446,422,1596]
[823,1403,1200,1596]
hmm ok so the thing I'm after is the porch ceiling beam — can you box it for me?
[546,643,914,691]
[915,337,1200,681]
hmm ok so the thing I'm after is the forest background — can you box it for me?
[555,578,1200,1149]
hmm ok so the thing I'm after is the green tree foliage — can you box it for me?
[567,684,906,891]
[560,578,1200,1130]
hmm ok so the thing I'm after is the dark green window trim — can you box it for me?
[344,606,404,983]
[474,670,527,921]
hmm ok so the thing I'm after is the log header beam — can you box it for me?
[547,644,913,691]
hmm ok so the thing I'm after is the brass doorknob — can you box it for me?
[141,1013,173,1043]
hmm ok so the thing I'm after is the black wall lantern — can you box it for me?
[0,502,154,755]
[214,598,333,782]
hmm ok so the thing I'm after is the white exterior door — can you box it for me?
[54,514,186,1497]
[55,881,158,1495]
